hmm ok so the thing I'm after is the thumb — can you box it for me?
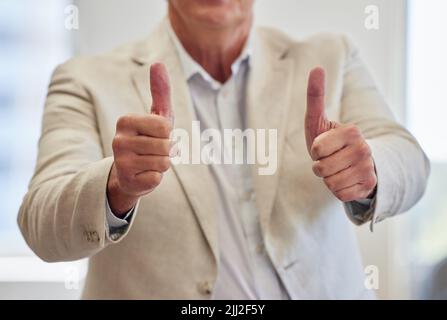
[150,63,174,122]
[305,67,334,153]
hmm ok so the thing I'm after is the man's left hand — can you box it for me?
[304,67,377,202]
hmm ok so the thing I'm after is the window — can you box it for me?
[0,1,71,255]
[407,0,447,298]
[0,1,88,299]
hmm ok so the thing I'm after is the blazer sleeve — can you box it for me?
[17,60,134,262]
[339,36,430,230]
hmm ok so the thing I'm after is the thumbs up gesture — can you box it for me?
[107,63,174,216]
[305,68,377,202]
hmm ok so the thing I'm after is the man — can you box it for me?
[18,0,429,299]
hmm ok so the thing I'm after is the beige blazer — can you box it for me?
[18,19,429,299]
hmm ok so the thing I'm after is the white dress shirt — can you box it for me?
[105,22,373,299]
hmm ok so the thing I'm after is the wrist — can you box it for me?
[107,164,139,218]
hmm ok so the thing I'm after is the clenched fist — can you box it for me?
[107,63,174,216]
[305,67,377,202]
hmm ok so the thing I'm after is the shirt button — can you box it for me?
[241,189,254,202]
[197,281,213,296]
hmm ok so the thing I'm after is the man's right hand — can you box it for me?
[107,63,174,217]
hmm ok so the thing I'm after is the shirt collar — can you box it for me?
[167,19,252,89]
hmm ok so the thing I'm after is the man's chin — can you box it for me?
[193,8,247,30]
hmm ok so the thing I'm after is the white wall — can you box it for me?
[74,0,407,119]
[3,0,407,299]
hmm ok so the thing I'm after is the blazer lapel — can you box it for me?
[130,19,219,262]
[245,32,295,234]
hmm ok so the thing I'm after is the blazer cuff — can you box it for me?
[343,197,375,226]
[365,139,400,231]
[104,197,135,242]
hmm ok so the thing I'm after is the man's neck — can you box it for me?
[168,6,252,83]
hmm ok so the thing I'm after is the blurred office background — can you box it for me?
[0,0,445,299]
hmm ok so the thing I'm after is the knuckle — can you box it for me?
[358,143,371,159]
[310,142,322,159]
[363,182,373,194]
[365,144,372,157]
[149,171,163,187]
[112,135,125,153]
[372,173,378,186]
[159,157,171,172]
[116,115,132,130]
[346,124,361,139]
[365,175,378,190]
[312,162,323,177]
[364,159,375,172]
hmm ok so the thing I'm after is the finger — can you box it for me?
[125,136,172,156]
[306,67,326,121]
[305,67,336,153]
[333,183,373,203]
[150,63,173,121]
[116,114,172,138]
[310,124,362,160]
[134,114,172,138]
[312,143,367,178]
[130,155,171,173]
[134,170,163,191]
[323,162,375,193]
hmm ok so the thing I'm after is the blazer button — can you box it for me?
[84,231,91,242]
[91,231,99,242]
[198,281,213,296]
[84,230,100,243]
